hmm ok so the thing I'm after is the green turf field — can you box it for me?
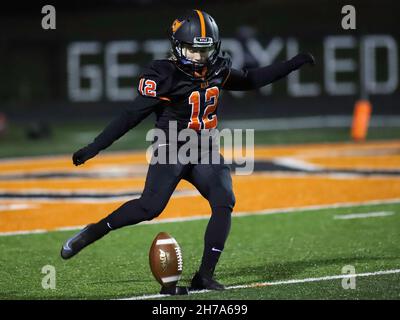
[0,202,399,300]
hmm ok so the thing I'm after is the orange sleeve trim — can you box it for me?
[158,96,171,102]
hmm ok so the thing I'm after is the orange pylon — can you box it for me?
[351,100,372,141]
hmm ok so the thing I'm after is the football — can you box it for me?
[149,232,183,287]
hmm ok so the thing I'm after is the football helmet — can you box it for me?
[169,10,221,79]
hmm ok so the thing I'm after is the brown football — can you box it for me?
[149,232,183,287]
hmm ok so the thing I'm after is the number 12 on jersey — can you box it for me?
[188,87,219,130]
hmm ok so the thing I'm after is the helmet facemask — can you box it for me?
[172,38,221,79]
[182,44,216,65]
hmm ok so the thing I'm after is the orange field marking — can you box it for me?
[2,140,399,174]
[1,175,400,233]
[0,178,189,192]
[0,140,399,234]
[304,155,400,170]
[251,140,400,160]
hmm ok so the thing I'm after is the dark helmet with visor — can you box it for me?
[169,10,221,79]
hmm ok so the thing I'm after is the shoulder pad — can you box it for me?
[137,60,175,101]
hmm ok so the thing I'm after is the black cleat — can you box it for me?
[190,272,225,291]
[60,224,93,260]
[160,285,189,295]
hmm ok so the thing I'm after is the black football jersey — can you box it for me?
[86,52,304,153]
[137,55,232,133]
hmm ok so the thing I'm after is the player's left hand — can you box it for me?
[293,52,315,66]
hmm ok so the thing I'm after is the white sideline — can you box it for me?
[119,268,400,300]
[1,198,400,236]
[271,157,322,172]
[333,211,395,220]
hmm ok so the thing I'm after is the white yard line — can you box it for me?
[120,268,400,300]
[0,198,399,237]
[333,211,394,220]
[271,157,322,172]
[0,229,49,236]
[0,203,39,212]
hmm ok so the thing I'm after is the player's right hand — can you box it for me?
[72,146,98,166]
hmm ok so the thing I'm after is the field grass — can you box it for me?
[0,202,399,300]
[0,120,152,158]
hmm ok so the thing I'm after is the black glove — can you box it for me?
[289,52,316,69]
[72,145,98,166]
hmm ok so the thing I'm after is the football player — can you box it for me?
[61,9,315,291]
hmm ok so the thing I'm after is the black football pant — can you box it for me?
[101,150,236,278]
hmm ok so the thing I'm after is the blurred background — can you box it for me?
[0,0,399,157]
[1,1,399,300]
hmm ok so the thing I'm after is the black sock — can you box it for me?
[85,218,111,244]
[199,206,232,278]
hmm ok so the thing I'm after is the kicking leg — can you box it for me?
[61,161,188,259]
